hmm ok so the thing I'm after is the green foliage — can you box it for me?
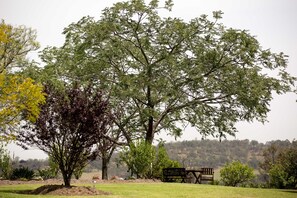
[37,156,59,180]
[269,164,289,189]
[10,167,34,180]
[38,0,296,146]
[0,20,39,72]
[37,168,55,180]
[152,143,180,179]
[0,144,12,179]
[48,156,59,176]
[267,141,297,189]
[220,161,255,187]
[119,140,180,179]
[119,140,155,179]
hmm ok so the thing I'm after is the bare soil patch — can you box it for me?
[22,185,111,196]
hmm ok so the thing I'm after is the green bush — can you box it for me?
[269,163,297,189]
[262,140,297,189]
[10,167,35,180]
[119,140,180,179]
[152,143,180,179]
[119,140,156,179]
[37,167,57,180]
[0,144,12,179]
[220,161,255,187]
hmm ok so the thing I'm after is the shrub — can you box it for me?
[119,140,180,179]
[0,144,12,179]
[220,161,255,187]
[119,140,156,179]
[152,143,180,179]
[37,167,57,180]
[261,140,297,189]
[268,164,287,189]
[11,167,35,180]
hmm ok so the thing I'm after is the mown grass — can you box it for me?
[0,183,296,198]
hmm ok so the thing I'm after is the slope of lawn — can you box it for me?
[0,183,296,198]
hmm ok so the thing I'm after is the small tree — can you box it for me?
[0,143,12,179]
[152,142,180,179]
[268,141,297,189]
[269,164,289,189]
[220,161,255,187]
[119,140,179,179]
[119,140,155,179]
[18,83,114,187]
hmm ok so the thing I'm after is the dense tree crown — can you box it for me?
[39,0,295,144]
[0,20,45,139]
[18,83,114,186]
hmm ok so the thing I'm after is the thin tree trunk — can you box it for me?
[101,156,109,180]
[145,64,154,145]
[146,115,154,144]
[101,145,117,180]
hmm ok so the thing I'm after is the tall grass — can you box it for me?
[0,183,296,198]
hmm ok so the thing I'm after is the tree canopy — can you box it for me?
[39,0,295,144]
[0,20,45,140]
[18,83,114,186]
[0,20,39,73]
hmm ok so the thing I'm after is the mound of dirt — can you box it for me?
[23,185,111,196]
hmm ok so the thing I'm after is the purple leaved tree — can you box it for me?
[18,83,114,187]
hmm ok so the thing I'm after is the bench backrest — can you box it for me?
[201,168,214,175]
[163,168,187,177]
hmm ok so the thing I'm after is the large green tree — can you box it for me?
[40,0,295,145]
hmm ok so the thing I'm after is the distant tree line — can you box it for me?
[2,139,296,189]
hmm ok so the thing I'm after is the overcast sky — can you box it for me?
[1,0,296,160]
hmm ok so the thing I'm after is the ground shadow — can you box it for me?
[283,190,297,194]
[0,186,63,195]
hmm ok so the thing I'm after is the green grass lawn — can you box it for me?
[0,183,296,198]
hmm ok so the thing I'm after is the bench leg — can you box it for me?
[196,174,201,184]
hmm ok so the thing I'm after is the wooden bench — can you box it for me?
[162,168,188,183]
[200,168,214,183]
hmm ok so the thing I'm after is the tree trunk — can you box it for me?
[145,65,154,145]
[146,115,154,145]
[60,166,72,187]
[101,155,109,180]
[62,172,72,187]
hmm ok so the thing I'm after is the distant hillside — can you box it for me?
[13,139,293,178]
[104,139,292,177]
[165,139,265,169]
